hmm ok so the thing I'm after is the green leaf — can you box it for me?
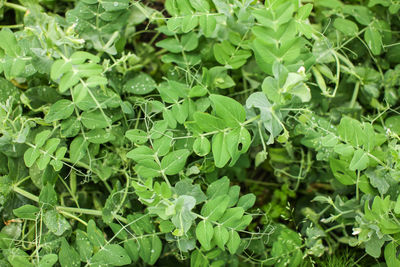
[193,136,211,156]
[385,242,400,267]
[174,179,207,204]
[201,195,230,221]
[209,94,246,127]
[395,195,400,214]
[349,149,369,171]
[333,18,359,35]
[43,210,71,236]
[196,220,214,250]
[219,207,244,228]
[87,220,106,247]
[125,129,148,144]
[24,147,40,168]
[237,194,256,211]
[191,249,209,267]
[124,240,139,262]
[193,112,227,132]
[126,146,154,162]
[59,238,81,267]
[35,130,52,148]
[70,51,100,64]
[75,230,93,262]
[161,149,190,175]
[212,132,230,168]
[81,111,111,129]
[37,138,60,170]
[85,129,115,144]
[39,184,58,208]
[138,235,162,265]
[189,85,208,98]
[199,14,216,37]
[0,29,20,57]
[226,230,241,254]
[44,100,74,122]
[385,116,400,135]
[181,32,199,52]
[51,59,72,81]
[213,41,251,69]
[124,72,157,95]
[13,205,39,220]
[69,136,88,163]
[365,25,382,55]
[156,38,181,53]
[329,158,356,185]
[170,195,197,233]
[91,244,131,266]
[213,225,229,250]
[38,254,58,267]
[207,177,230,198]
[337,116,366,147]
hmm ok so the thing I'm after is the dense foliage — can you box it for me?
[1,0,400,266]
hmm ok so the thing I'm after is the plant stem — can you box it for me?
[349,81,360,108]
[0,24,24,29]
[13,185,39,202]
[4,2,27,12]
[12,186,128,224]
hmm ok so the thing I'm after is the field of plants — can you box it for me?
[1,0,400,266]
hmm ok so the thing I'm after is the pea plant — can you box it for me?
[0,0,400,266]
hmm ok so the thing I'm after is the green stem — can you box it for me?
[12,186,128,224]
[58,210,88,226]
[4,2,27,12]
[13,185,39,202]
[349,81,360,108]
[0,24,24,29]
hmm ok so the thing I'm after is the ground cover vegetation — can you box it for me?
[0,0,400,266]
